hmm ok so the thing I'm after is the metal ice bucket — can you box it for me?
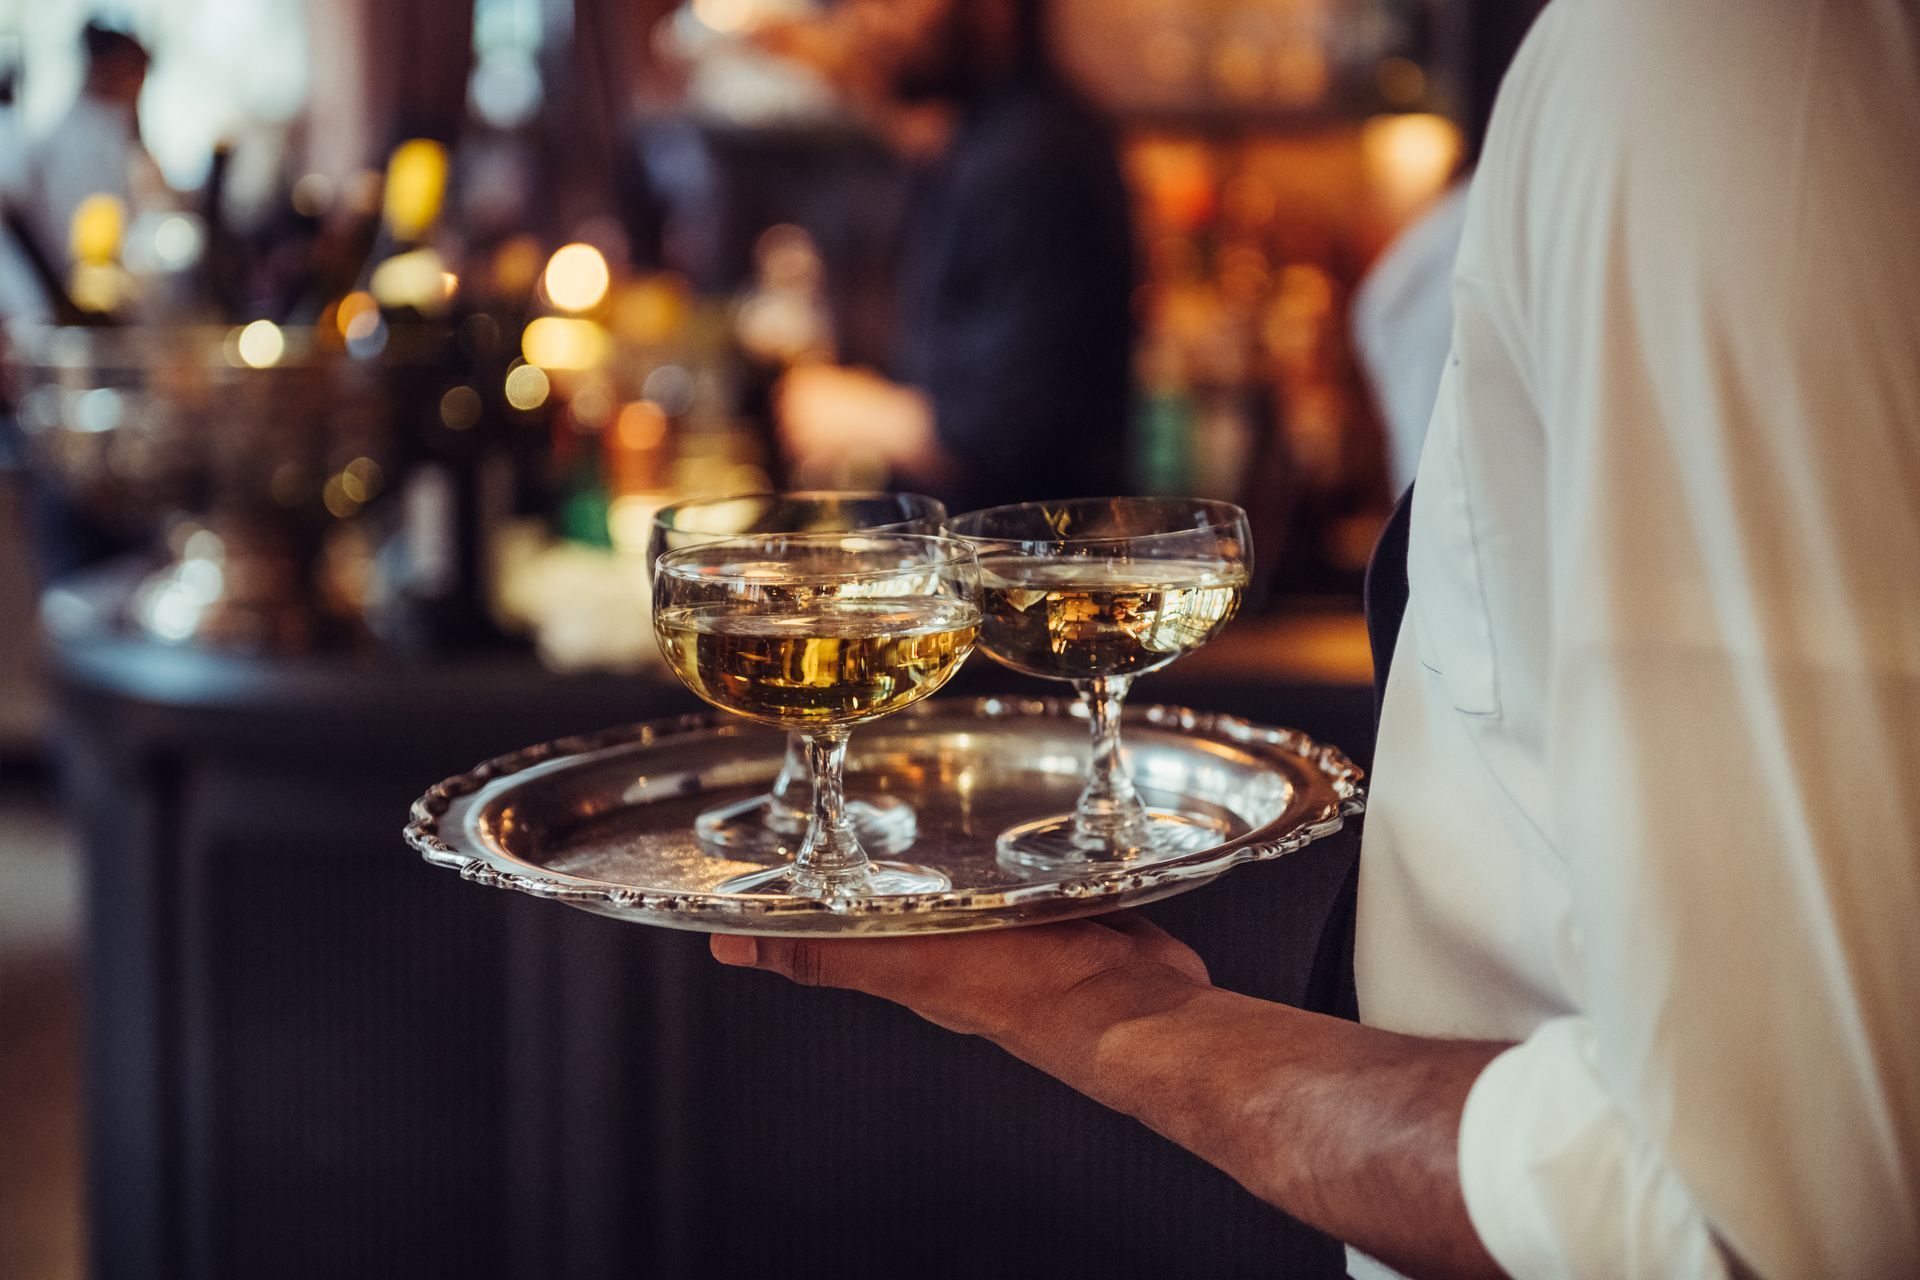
[8,324,397,650]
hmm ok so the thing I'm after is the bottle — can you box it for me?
[364,139,512,651]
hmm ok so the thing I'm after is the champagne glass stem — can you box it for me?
[763,734,813,836]
[792,726,871,894]
[1071,676,1153,853]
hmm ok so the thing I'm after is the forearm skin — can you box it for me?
[987,970,1510,1280]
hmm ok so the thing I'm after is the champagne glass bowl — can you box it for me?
[651,531,981,897]
[949,497,1253,871]
[647,491,946,858]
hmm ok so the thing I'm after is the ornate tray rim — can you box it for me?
[404,697,1367,931]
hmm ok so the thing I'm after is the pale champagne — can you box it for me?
[977,556,1246,680]
[656,599,979,726]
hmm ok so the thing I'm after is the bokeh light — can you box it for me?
[570,382,617,430]
[440,386,484,431]
[336,291,380,340]
[70,195,127,264]
[371,248,449,311]
[291,173,334,218]
[236,320,287,369]
[613,277,690,345]
[543,243,611,313]
[69,263,126,313]
[616,401,669,451]
[1376,57,1427,108]
[494,236,546,298]
[693,0,752,34]
[323,474,357,519]
[521,316,611,370]
[383,139,449,243]
[341,457,383,503]
[152,215,204,269]
[504,364,551,411]
[1362,113,1464,212]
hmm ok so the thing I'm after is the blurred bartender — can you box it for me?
[4,24,162,578]
[24,22,164,270]
[772,0,1133,513]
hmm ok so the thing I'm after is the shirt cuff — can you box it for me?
[1457,1016,1731,1280]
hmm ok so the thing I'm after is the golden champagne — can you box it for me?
[977,556,1247,680]
[655,599,979,727]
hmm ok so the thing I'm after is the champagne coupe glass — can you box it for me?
[652,532,981,897]
[648,492,946,858]
[948,498,1252,871]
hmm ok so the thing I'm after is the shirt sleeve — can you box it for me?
[1449,2,1920,1275]
[1458,1022,1733,1280]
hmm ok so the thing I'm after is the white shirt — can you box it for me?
[26,94,160,264]
[0,108,48,321]
[1356,2,1920,1277]
[1351,181,1471,493]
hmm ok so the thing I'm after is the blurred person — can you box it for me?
[1353,2,1546,492]
[3,23,164,581]
[24,22,166,271]
[0,46,47,321]
[1350,181,1468,493]
[711,2,1920,1277]
[772,0,1133,513]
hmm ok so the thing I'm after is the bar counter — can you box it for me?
[51,588,1371,1280]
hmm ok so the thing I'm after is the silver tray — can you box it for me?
[405,697,1365,936]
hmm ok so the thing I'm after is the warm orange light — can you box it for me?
[693,0,752,33]
[336,291,379,340]
[1142,30,1198,86]
[1211,37,1265,100]
[341,457,383,502]
[612,276,690,345]
[616,401,669,451]
[494,236,545,298]
[1363,113,1463,211]
[1272,40,1331,106]
[1376,56,1427,107]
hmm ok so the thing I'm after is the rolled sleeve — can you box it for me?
[1459,1018,1731,1280]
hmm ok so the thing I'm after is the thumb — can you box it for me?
[711,933,832,987]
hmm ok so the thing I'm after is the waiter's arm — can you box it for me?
[712,920,1508,1280]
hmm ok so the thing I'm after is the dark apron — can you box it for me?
[1304,484,1414,1028]
[1366,484,1415,718]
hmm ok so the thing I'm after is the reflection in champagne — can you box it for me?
[656,599,980,727]
[977,557,1247,680]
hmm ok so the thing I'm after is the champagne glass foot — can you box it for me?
[847,794,918,849]
[714,860,950,898]
[694,793,918,858]
[996,808,1231,874]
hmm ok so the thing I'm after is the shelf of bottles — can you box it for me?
[19,116,791,662]
[1080,0,1460,594]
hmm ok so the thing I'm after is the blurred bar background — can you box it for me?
[0,2,1538,1277]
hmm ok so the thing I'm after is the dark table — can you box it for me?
[53,605,1373,1280]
